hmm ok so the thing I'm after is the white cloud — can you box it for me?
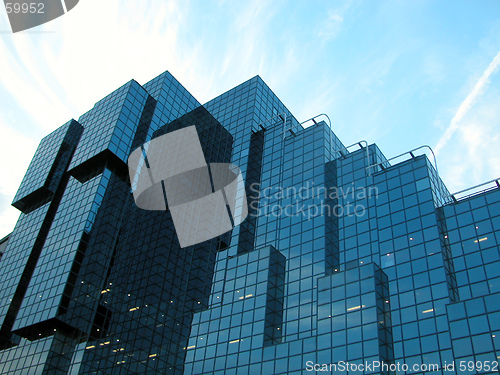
[0,0,203,236]
[0,119,38,235]
[438,88,500,193]
[435,50,500,155]
[318,12,344,41]
[316,1,353,42]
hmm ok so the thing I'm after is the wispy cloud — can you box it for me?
[0,0,200,236]
[438,95,500,192]
[316,1,353,42]
[0,118,38,235]
[318,12,343,41]
[435,50,500,154]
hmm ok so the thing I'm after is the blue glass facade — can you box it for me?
[0,70,499,374]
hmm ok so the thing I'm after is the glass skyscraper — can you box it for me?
[0,71,498,374]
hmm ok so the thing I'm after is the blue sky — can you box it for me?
[0,0,499,236]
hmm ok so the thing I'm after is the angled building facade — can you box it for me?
[0,71,499,374]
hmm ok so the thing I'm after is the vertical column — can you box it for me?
[317,263,393,374]
[238,130,265,254]
[0,120,82,348]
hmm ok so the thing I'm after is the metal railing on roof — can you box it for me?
[254,115,500,206]
[335,140,370,174]
[450,177,500,203]
[365,145,439,177]
[254,112,287,132]
[365,144,452,205]
[257,112,339,162]
[297,114,336,161]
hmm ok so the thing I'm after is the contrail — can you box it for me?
[435,50,500,155]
